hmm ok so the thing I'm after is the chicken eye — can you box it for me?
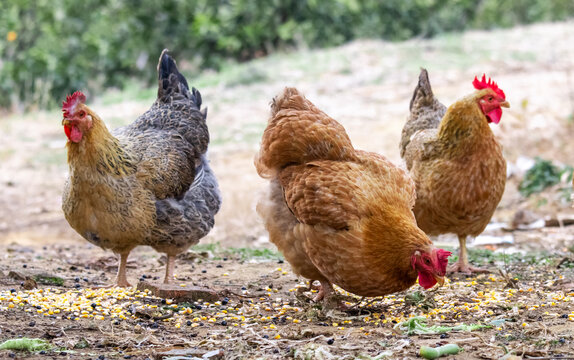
[488,96,493,101]
[424,258,431,265]
[78,110,86,118]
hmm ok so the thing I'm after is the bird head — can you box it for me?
[472,74,509,125]
[62,91,92,143]
[411,248,451,289]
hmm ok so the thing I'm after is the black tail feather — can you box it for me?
[191,87,202,110]
[158,49,189,90]
[157,49,204,109]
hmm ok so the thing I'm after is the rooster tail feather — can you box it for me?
[158,49,189,90]
[409,68,433,111]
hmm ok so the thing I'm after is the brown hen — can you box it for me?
[256,87,451,305]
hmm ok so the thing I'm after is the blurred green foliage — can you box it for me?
[1,0,573,110]
[519,157,573,198]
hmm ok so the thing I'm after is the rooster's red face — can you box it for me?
[411,248,451,289]
[472,74,510,124]
[478,92,509,125]
[62,91,92,143]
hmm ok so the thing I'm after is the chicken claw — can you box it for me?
[447,262,490,275]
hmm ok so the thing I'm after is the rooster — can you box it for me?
[401,69,508,274]
[61,50,221,287]
[256,87,451,306]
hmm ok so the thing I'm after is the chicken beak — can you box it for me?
[500,100,510,108]
[62,118,70,126]
[434,275,445,287]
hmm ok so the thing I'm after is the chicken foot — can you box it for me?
[313,280,350,310]
[312,280,334,302]
[94,252,132,288]
[447,236,490,274]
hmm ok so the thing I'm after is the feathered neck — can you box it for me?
[66,112,136,177]
[436,93,496,155]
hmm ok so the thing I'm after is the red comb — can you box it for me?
[62,91,86,117]
[472,74,505,99]
[437,249,452,271]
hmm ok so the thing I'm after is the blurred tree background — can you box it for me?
[1,0,573,111]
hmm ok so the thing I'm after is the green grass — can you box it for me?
[191,243,283,262]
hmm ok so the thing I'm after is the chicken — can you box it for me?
[61,49,221,287]
[400,69,508,274]
[255,87,451,305]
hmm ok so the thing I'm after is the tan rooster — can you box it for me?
[401,69,508,274]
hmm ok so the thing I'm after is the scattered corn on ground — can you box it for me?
[0,245,573,358]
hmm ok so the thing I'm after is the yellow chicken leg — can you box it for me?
[115,252,132,287]
[447,235,490,274]
[163,254,176,284]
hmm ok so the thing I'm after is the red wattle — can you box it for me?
[70,125,83,143]
[487,107,502,124]
[418,271,437,289]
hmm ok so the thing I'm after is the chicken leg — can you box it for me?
[114,252,132,287]
[163,254,176,284]
[447,235,490,274]
[313,280,334,302]
[313,280,350,310]
[94,252,132,288]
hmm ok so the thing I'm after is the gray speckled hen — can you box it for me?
[61,49,221,287]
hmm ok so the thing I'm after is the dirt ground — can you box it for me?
[1,21,574,359]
